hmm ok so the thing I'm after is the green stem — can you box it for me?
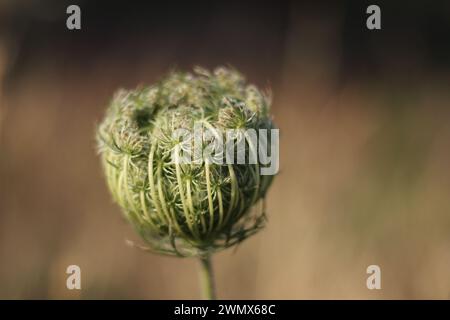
[198,255,216,300]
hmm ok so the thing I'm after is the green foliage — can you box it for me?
[97,66,276,257]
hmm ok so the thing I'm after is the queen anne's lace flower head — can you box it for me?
[97,66,276,257]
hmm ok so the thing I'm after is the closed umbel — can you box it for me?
[97,67,276,257]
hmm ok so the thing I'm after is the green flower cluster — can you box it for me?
[97,66,276,257]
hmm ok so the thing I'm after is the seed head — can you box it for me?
[97,66,276,257]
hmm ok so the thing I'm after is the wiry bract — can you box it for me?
[97,66,276,257]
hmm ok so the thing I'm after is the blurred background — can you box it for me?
[1,0,450,299]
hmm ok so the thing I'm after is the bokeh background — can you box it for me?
[1,0,450,299]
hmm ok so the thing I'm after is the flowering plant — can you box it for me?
[97,66,276,299]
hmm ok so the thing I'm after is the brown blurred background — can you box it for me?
[1,0,450,299]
